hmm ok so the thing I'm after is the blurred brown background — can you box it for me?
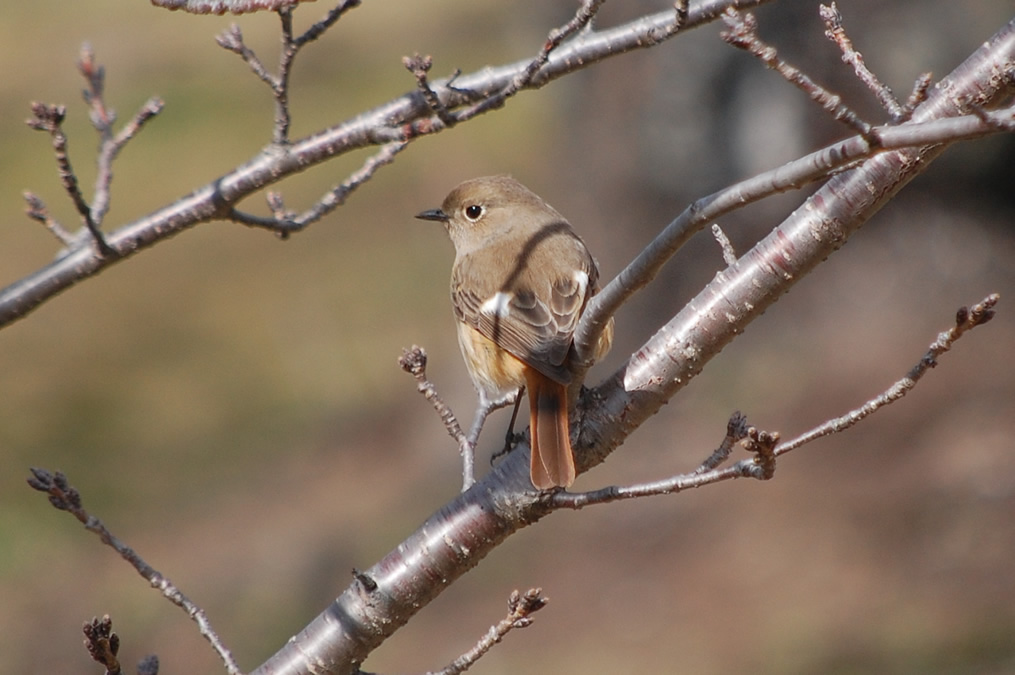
[1,1,1013,673]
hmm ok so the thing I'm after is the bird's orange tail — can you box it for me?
[525,369,575,489]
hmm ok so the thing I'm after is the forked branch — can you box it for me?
[25,469,241,675]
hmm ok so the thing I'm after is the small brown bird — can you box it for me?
[417,176,612,489]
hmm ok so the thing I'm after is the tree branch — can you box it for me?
[0,0,770,332]
[572,101,1014,366]
[427,588,548,675]
[249,20,1014,670]
[775,294,999,455]
[25,469,241,675]
[576,17,1014,474]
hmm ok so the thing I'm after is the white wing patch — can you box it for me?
[480,291,513,318]
[572,270,589,297]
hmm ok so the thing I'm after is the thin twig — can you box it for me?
[564,294,999,508]
[553,415,778,509]
[79,43,114,130]
[294,0,363,47]
[429,589,548,675]
[84,42,164,228]
[901,72,934,119]
[398,346,476,490]
[721,8,877,142]
[25,469,242,675]
[404,53,457,127]
[24,47,160,258]
[406,0,610,136]
[217,24,277,88]
[695,410,749,473]
[217,1,362,144]
[454,0,608,124]
[710,223,738,266]
[26,102,116,256]
[820,2,904,120]
[274,7,297,142]
[229,140,408,235]
[776,293,1000,455]
[22,191,75,246]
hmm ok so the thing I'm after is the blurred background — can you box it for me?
[1,0,1013,672]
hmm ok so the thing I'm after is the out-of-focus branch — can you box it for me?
[79,43,165,230]
[25,469,241,675]
[721,7,876,140]
[776,294,999,455]
[25,102,115,257]
[24,46,163,260]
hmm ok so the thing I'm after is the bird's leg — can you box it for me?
[491,388,525,465]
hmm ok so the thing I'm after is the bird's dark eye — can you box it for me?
[464,204,484,221]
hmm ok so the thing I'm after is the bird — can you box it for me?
[416,175,613,489]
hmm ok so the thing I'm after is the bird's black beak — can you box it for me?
[415,208,449,222]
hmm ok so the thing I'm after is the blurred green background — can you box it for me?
[1,1,1013,673]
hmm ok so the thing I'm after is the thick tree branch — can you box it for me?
[578,17,1015,470]
[248,19,1013,675]
[571,102,1014,366]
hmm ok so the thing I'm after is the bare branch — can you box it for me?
[399,345,475,490]
[564,291,999,510]
[578,20,1014,477]
[1,0,773,332]
[23,191,75,246]
[91,85,164,229]
[574,102,1015,364]
[695,410,749,473]
[552,418,778,509]
[820,2,904,119]
[452,0,608,123]
[25,102,115,257]
[399,0,611,139]
[710,223,738,266]
[721,8,876,141]
[229,140,407,235]
[429,589,548,675]
[294,0,363,47]
[25,469,242,675]
[775,294,1000,456]
[23,46,161,260]
[218,1,361,143]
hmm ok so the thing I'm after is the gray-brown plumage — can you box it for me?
[417,175,613,489]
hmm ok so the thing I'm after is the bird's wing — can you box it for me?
[452,226,597,384]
